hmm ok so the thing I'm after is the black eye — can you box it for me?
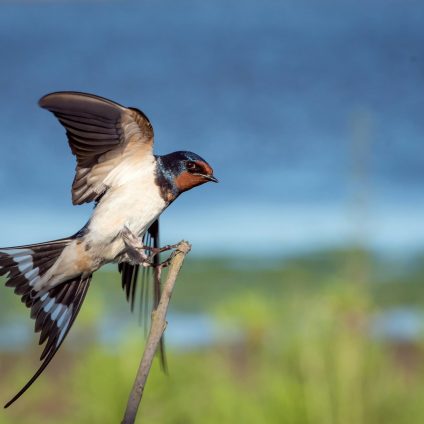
[186,161,197,171]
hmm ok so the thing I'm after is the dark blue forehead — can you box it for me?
[168,151,207,163]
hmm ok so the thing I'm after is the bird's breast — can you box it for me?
[85,169,167,261]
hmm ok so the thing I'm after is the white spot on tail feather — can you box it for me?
[57,313,73,346]
[57,308,72,328]
[51,304,65,321]
[25,267,40,286]
[43,298,55,313]
[0,248,35,275]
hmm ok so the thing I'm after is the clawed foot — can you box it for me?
[121,226,178,268]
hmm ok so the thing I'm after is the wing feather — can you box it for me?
[39,91,154,205]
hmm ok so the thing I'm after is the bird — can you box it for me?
[0,91,218,408]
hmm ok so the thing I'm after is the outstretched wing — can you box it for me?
[39,91,154,205]
[118,220,167,371]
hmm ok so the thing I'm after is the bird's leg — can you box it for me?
[121,226,151,267]
[142,243,180,258]
[121,226,178,267]
[141,244,180,268]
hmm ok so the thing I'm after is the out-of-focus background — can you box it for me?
[0,1,423,423]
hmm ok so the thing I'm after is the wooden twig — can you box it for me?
[121,240,192,424]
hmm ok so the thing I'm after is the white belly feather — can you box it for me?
[85,156,167,261]
[32,155,166,291]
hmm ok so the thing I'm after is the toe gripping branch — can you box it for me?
[121,226,178,268]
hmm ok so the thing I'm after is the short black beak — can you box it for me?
[204,174,219,183]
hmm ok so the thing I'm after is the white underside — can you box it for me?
[37,155,167,290]
[86,156,167,261]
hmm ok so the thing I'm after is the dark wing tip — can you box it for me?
[38,92,127,123]
[38,92,153,138]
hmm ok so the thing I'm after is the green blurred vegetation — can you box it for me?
[1,248,424,423]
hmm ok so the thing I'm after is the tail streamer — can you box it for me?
[0,240,91,408]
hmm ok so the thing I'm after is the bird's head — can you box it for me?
[157,151,218,198]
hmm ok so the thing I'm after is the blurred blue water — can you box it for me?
[0,0,423,254]
[0,312,231,352]
[372,308,424,343]
[2,308,423,352]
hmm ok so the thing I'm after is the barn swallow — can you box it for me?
[0,92,217,408]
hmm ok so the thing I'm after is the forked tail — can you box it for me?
[0,239,92,408]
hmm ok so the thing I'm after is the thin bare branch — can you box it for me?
[121,241,192,424]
